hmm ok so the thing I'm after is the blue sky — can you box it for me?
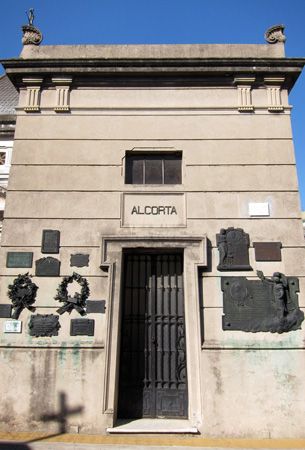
[1,0,305,208]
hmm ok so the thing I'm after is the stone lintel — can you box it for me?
[52,76,73,85]
[22,76,43,85]
[234,77,256,85]
[264,76,286,85]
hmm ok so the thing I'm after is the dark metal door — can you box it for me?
[118,252,188,419]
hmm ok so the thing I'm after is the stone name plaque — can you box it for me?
[86,300,106,314]
[4,320,22,333]
[36,257,61,276]
[70,319,95,336]
[253,242,282,261]
[249,203,270,217]
[0,305,12,318]
[122,193,186,227]
[221,274,304,333]
[6,252,33,268]
[41,230,60,254]
[70,254,89,267]
[29,314,60,337]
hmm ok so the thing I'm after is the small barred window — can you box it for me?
[125,153,182,185]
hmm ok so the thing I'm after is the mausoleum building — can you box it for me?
[0,25,305,437]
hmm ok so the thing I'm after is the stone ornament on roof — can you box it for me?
[265,24,286,44]
[21,8,43,45]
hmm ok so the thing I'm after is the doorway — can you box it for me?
[118,251,188,419]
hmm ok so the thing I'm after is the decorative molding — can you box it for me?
[264,77,285,112]
[234,77,255,112]
[22,77,43,112]
[21,25,43,46]
[100,235,206,428]
[265,24,286,44]
[264,77,285,85]
[266,88,284,112]
[52,77,73,112]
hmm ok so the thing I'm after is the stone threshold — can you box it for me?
[107,418,198,434]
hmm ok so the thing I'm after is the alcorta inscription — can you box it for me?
[131,206,177,215]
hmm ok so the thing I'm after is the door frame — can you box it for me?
[100,236,207,429]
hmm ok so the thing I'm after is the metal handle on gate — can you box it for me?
[151,336,156,344]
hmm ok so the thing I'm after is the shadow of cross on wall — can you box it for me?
[41,391,83,434]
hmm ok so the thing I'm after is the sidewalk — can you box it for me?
[1,432,305,450]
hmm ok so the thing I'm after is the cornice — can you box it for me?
[2,56,305,92]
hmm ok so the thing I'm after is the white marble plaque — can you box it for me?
[4,320,22,333]
[122,193,186,227]
[249,203,270,217]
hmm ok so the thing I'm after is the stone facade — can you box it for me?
[0,37,305,438]
[0,74,17,239]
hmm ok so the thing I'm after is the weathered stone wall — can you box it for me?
[0,42,304,437]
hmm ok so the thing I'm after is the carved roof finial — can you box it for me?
[265,24,286,44]
[21,9,43,46]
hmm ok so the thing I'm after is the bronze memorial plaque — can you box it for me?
[6,252,33,268]
[221,273,304,333]
[41,230,60,254]
[29,314,61,337]
[216,227,252,271]
[253,242,282,261]
[0,305,12,318]
[70,319,95,336]
[86,300,105,314]
[70,254,90,267]
[35,257,61,276]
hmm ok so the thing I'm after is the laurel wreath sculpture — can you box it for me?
[7,273,38,319]
[54,272,90,316]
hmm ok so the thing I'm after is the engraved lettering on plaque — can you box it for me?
[86,300,105,314]
[36,257,61,276]
[29,314,60,337]
[221,274,304,333]
[70,319,94,336]
[217,227,252,271]
[70,254,89,268]
[0,305,12,318]
[41,230,60,254]
[253,242,282,261]
[6,252,33,268]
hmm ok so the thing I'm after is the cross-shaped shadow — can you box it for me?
[26,391,83,444]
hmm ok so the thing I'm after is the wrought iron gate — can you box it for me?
[118,252,188,419]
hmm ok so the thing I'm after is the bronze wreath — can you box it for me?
[54,272,90,316]
[7,273,38,319]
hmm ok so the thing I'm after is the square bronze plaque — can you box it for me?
[6,252,33,268]
[70,319,95,336]
[253,242,282,261]
[41,230,60,254]
[86,300,105,314]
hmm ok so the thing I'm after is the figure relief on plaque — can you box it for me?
[257,271,289,319]
[217,227,252,271]
[221,271,304,333]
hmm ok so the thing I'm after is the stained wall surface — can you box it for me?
[0,41,305,438]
